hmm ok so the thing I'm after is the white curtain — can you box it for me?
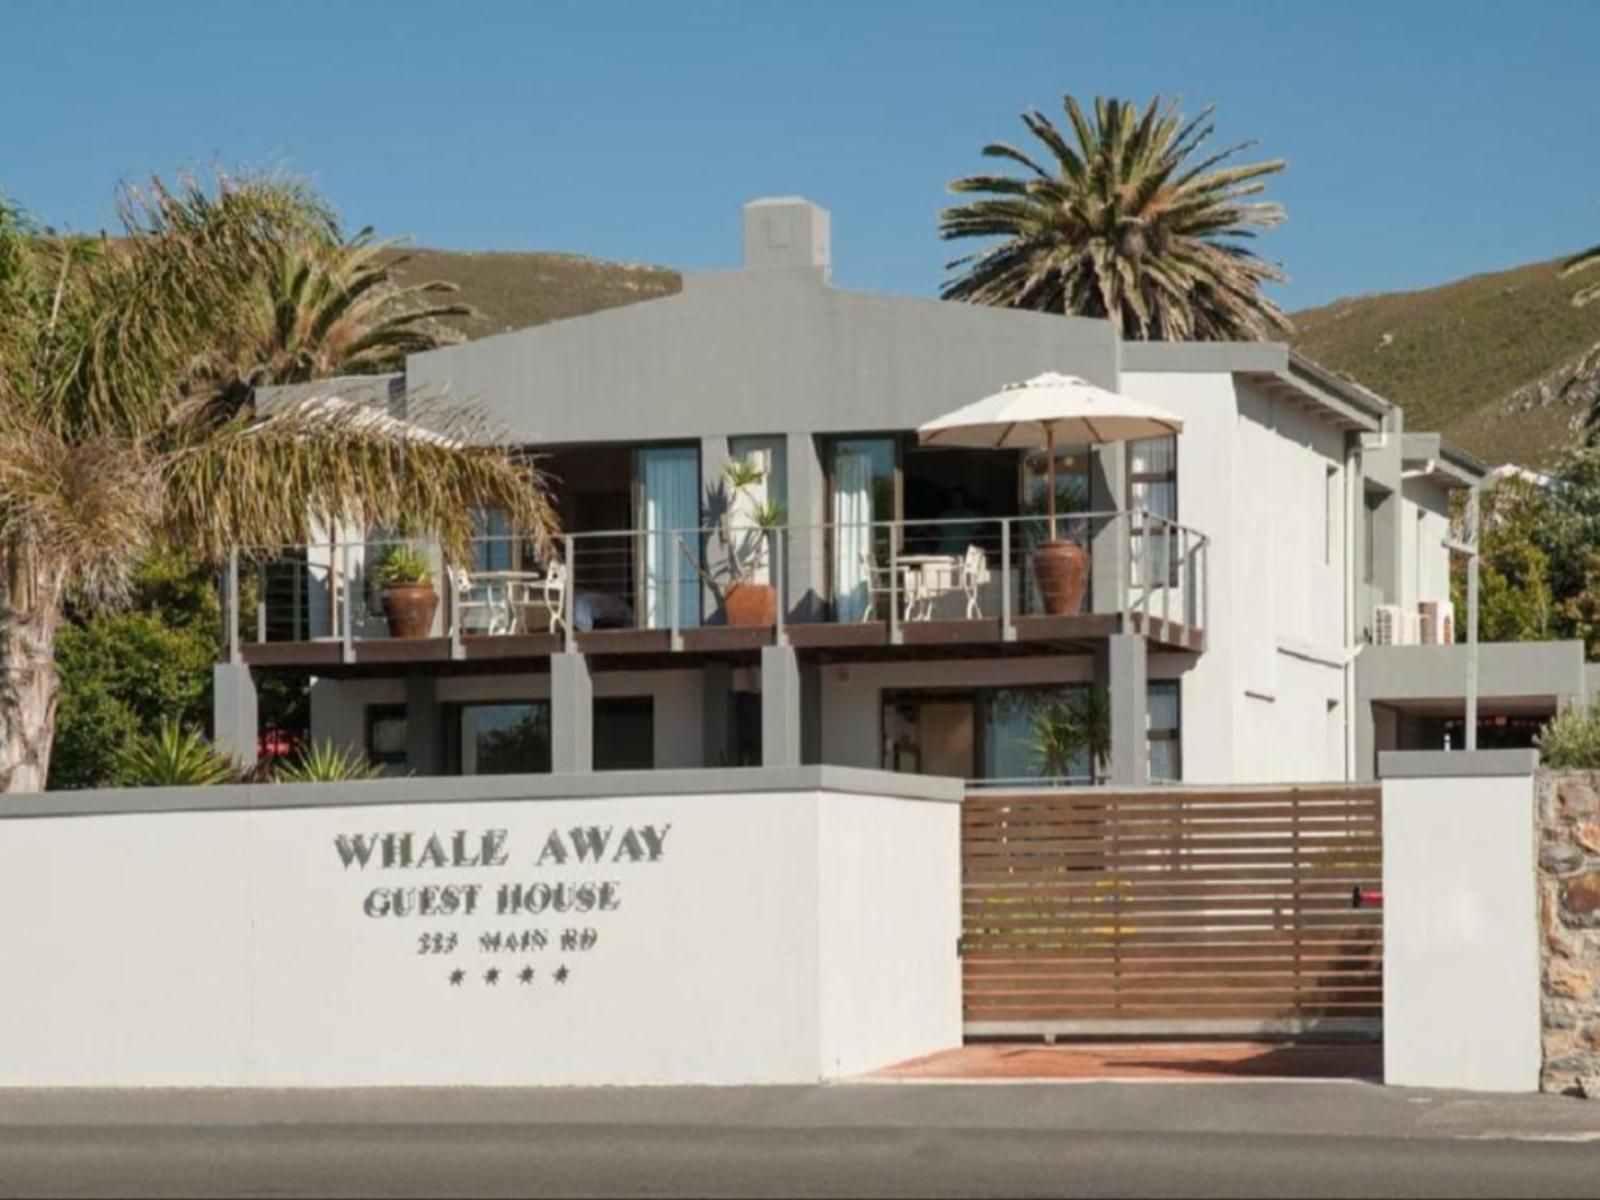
[832,452,873,621]
[641,446,701,630]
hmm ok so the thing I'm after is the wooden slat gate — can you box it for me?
[962,786,1383,1038]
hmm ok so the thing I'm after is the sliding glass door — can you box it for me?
[638,445,701,630]
[830,438,897,622]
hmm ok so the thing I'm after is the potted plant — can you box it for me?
[371,544,438,639]
[1024,452,1092,616]
[685,460,786,627]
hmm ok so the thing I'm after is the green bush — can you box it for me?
[1536,700,1600,769]
[272,740,382,783]
[118,720,238,787]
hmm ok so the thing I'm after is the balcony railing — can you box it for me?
[221,510,1207,660]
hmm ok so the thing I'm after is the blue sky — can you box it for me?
[2,0,1596,310]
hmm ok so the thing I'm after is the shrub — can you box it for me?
[1536,700,1600,769]
[117,720,238,787]
[273,740,383,783]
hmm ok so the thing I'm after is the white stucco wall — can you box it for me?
[1382,766,1541,1092]
[1122,372,1352,784]
[1400,478,1453,621]
[0,775,961,1087]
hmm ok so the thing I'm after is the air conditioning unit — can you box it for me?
[1372,604,1417,646]
[1418,599,1455,645]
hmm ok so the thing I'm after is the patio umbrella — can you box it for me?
[917,372,1183,541]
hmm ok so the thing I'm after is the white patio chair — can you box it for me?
[508,560,569,635]
[961,544,990,619]
[448,565,513,636]
[859,546,894,622]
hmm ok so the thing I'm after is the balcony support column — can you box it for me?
[404,672,442,776]
[1090,443,1129,615]
[212,662,259,771]
[1106,632,1148,787]
[551,651,593,774]
[760,644,802,767]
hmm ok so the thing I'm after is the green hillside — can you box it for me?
[1291,256,1600,467]
[388,244,1600,468]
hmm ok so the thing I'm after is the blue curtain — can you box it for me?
[640,446,701,629]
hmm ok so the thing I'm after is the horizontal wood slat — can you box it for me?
[961,785,1382,1033]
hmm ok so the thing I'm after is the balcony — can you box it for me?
[222,511,1208,671]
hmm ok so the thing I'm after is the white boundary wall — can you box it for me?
[1381,750,1541,1092]
[0,768,961,1087]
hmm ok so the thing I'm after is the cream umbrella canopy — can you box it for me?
[917,372,1184,542]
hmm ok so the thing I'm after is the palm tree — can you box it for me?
[215,225,474,397]
[1561,237,1600,308]
[941,95,1290,341]
[0,174,556,793]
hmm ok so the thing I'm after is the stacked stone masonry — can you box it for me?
[1538,770,1600,1096]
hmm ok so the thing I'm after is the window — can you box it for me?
[1148,680,1181,782]
[1325,465,1338,566]
[365,704,408,768]
[472,508,514,572]
[829,437,899,621]
[1362,491,1382,585]
[881,685,1096,783]
[594,697,654,771]
[1129,436,1178,586]
[452,702,551,775]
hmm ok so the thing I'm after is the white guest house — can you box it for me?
[215,198,1597,787]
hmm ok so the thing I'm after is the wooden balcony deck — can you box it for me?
[236,611,1203,674]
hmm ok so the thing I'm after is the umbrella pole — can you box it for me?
[1045,424,1058,542]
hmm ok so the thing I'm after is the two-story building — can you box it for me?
[213,197,1596,786]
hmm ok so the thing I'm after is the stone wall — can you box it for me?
[1537,770,1600,1096]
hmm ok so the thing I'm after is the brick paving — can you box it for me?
[874,1041,1384,1082]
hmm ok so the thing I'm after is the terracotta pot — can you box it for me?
[382,583,439,639]
[724,583,777,627]
[1032,539,1089,616]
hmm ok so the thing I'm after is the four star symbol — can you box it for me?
[446,963,574,987]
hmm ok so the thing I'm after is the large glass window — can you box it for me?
[830,437,897,621]
[594,697,654,771]
[639,445,702,630]
[472,508,514,572]
[1129,435,1178,586]
[365,704,408,768]
[1148,680,1181,782]
[457,702,551,775]
[881,685,1097,783]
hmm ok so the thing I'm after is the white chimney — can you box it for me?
[742,196,830,275]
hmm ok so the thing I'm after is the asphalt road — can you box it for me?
[2,1081,1598,1198]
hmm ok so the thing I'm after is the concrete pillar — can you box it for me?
[700,436,732,623]
[1107,633,1148,786]
[786,432,826,622]
[212,662,258,770]
[761,644,802,767]
[551,652,593,773]
[1090,443,1128,615]
[404,673,442,776]
[703,663,733,768]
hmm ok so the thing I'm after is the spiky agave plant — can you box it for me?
[117,719,237,786]
[942,94,1290,341]
[272,740,383,783]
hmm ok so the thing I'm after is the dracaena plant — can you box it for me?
[682,460,786,600]
[0,173,558,793]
